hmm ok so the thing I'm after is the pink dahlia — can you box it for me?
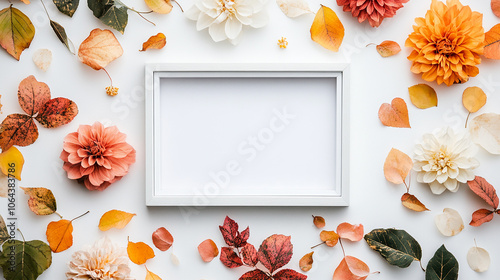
[337,0,409,27]
[60,122,136,191]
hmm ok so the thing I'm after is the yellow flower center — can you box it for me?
[431,150,452,173]
[436,38,454,56]
[219,0,236,17]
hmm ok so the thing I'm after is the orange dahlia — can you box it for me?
[406,0,484,86]
[336,0,409,27]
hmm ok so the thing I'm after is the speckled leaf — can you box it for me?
[274,269,307,280]
[18,75,51,116]
[88,0,111,18]
[425,245,458,280]
[258,234,293,273]
[0,215,8,245]
[364,228,422,268]
[0,6,35,60]
[0,114,38,151]
[220,247,243,268]
[1,239,52,280]
[219,216,249,248]
[241,243,258,266]
[53,0,79,17]
[34,97,78,128]
[50,20,74,54]
[239,269,269,280]
[20,187,57,216]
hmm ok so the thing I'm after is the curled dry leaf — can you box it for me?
[127,238,155,265]
[408,84,438,109]
[320,230,339,247]
[140,33,166,52]
[401,193,429,212]
[50,20,75,54]
[378,98,411,128]
[0,146,24,180]
[467,176,499,209]
[435,208,464,237]
[383,148,412,185]
[0,6,35,60]
[78,28,123,70]
[484,23,500,59]
[299,252,314,272]
[20,187,57,216]
[219,216,249,248]
[337,223,364,242]
[375,40,401,57]
[98,209,136,231]
[152,227,173,251]
[220,246,243,268]
[276,0,312,18]
[493,0,500,18]
[18,75,51,117]
[470,209,494,227]
[145,267,162,280]
[463,87,486,113]
[467,245,490,272]
[33,49,52,72]
[310,5,344,52]
[313,215,325,228]
[0,114,38,151]
[198,239,219,262]
[145,0,173,14]
[469,113,500,154]
[333,256,370,280]
[46,219,73,253]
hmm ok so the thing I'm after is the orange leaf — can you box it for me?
[470,209,495,227]
[320,230,339,247]
[375,41,401,57]
[20,187,57,215]
[152,227,173,251]
[313,215,325,228]
[127,239,155,265]
[17,75,51,116]
[310,5,344,52]
[378,97,411,128]
[383,148,413,185]
[0,147,24,180]
[467,176,499,209]
[46,219,73,253]
[0,113,38,151]
[299,252,314,272]
[401,193,429,212]
[484,23,500,59]
[140,33,166,52]
[463,87,487,113]
[492,0,500,19]
[98,210,136,231]
[78,28,123,70]
[197,239,219,262]
[145,267,162,280]
[337,223,364,242]
[408,84,438,109]
[333,256,370,280]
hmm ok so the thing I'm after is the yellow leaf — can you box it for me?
[98,210,136,231]
[408,84,438,109]
[484,23,500,59]
[0,6,35,60]
[146,267,162,280]
[384,148,413,185]
[320,230,339,247]
[463,86,487,113]
[78,28,123,70]
[310,5,344,52]
[144,0,172,14]
[376,40,401,57]
[140,33,166,52]
[0,146,24,180]
[46,219,73,253]
[127,238,155,265]
[20,187,57,215]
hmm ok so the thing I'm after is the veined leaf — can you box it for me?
[378,98,411,128]
[425,245,458,280]
[0,215,8,245]
[467,176,499,209]
[87,0,128,34]
[0,147,24,180]
[53,0,79,17]
[0,6,35,60]
[1,239,52,280]
[0,114,39,151]
[50,20,75,54]
[20,187,57,216]
[484,23,500,59]
[310,5,344,51]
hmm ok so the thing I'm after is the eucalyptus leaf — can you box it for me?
[50,20,75,54]
[364,228,422,268]
[53,0,79,17]
[0,215,8,245]
[87,0,128,34]
[426,245,458,280]
[1,239,52,280]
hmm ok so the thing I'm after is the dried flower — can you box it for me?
[106,86,119,96]
[413,127,479,195]
[277,37,288,49]
[66,237,134,280]
[406,0,484,86]
[60,122,136,191]
[185,0,269,45]
[336,0,409,27]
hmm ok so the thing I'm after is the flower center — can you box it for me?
[432,150,451,171]
[89,141,106,157]
[436,38,454,56]
[218,0,236,16]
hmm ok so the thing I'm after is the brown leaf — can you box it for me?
[310,5,344,51]
[467,176,499,209]
[78,28,123,70]
[140,33,166,51]
[333,256,370,280]
[383,148,413,185]
[35,97,78,128]
[470,209,495,227]
[313,215,325,228]
[299,251,314,272]
[336,223,364,242]
[198,239,219,262]
[127,238,155,265]
[320,230,339,247]
[401,193,430,212]
[0,114,38,151]
[463,87,487,113]
[378,98,411,128]
[220,246,243,268]
[18,75,51,116]
[98,210,136,231]
[484,23,500,59]
[20,187,57,215]
[145,267,162,280]
[375,40,401,57]
[152,227,173,251]
[492,0,500,19]
[258,234,293,273]
[46,219,73,253]
[408,84,438,109]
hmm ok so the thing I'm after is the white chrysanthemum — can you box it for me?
[185,0,269,44]
[414,127,479,195]
[66,237,134,280]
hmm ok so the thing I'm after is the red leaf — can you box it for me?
[470,209,495,227]
[18,75,51,116]
[0,114,38,150]
[258,234,293,274]
[273,269,307,280]
[152,227,173,251]
[35,97,78,128]
[220,247,243,268]
[468,176,499,209]
[238,269,270,280]
[241,243,258,266]
[219,216,249,248]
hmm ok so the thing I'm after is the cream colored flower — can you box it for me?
[186,0,269,44]
[66,237,134,280]
[414,127,479,194]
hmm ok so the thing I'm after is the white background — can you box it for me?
[1,0,500,279]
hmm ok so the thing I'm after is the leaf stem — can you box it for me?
[71,211,90,222]
[311,241,325,249]
[366,43,376,47]
[17,229,25,242]
[419,260,425,272]
[339,239,346,257]
[55,211,63,219]
[465,112,471,128]
[103,68,113,87]
[172,0,184,12]
[39,0,52,21]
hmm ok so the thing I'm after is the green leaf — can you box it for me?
[50,20,75,54]
[87,0,112,18]
[364,228,422,268]
[0,215,9,245]
[87,0,128,34]
[52,0,79,17]
[426,245,459,280]
[0,5,35,60]
[1,239,52,280]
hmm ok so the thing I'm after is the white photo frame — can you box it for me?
[145,64,350,206]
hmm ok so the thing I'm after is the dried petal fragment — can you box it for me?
[469,113,500,154]
[152,227,174,251]
[337,222,364,241]
[313,215,325,228]
[435,208,464,236]
[467,245,490,272]
[378,98,411,128]
[198,239,219,262]
[277,0,312,18]
[463,87,487,113]
[299,252,314,272]
[401,193,429,212]
[408,84,438,109]
[33,49,52,72]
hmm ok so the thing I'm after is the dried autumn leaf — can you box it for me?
[333,256,370,280]
[467,244,490,272]
[383,148,413,185]
[470,209,495,227]
[337,222,364,242]
[87,0,129,34]
[197,239,219,262]
[435,208,464,237]
[378,98,411,128]
[469,113,500,154]
[0,6,35,60]
[276,0,312,18]
[220,246,243,268]
[426,245,458,280]
[53,0,79,17]
[0,239,52,280]
[34,97,79,128]
[33,49,52,72]
[20,187,57,216]
[78,28,123,70]
[127,238,155,265]
[0,114,38,151]
[401,193,429,212]
[98,209,136,231]
[0,147,24,180]
[18,75,51,116]
[299,252,314,272]
[493,0,500,18]
[375,40,401,57]
[145,0,173,14]
[0,215,9,245]
[239,269,269,279]
[467,176,499,209]
[463,87,487,113]
[140,33,166,52]
[241,243,258,267]
[50,20,75,54]
[484,23,500,59]
[310,5,344,52]
[145,267,162,280]
[46,219,73,253]
[258,234,293,273]
[320,230,339,247]
[152,227,173,251]
[219,216,249,248]
[274,269,307,280]
[408,84,438,109]
[0,174,6,197]
[313,215,325,228]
